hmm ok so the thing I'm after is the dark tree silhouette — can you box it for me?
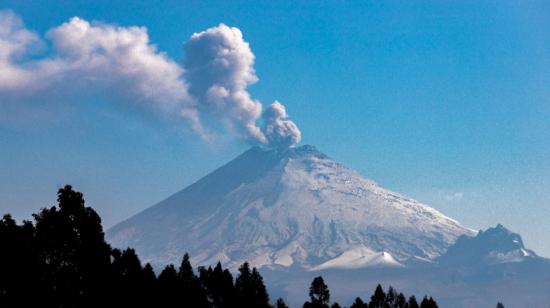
[496,303,505,308]
[0,215,43,307]
[158,264,180,307]
[396,292,407,308]
[33,185,112,307]
[363,285,431,308]
[235,262,253,307]
[235,262,270,307]
[199,262,236,307]
[369,284,386,308]
[304,276,331,308]
[386,286,398,307]
[111,248,154,307]
[178,253,209,307]
[408,295,420,308]
[350,297,368,308]
[141,263,158,306]
[251,267,270,307]
[420,296,438,308]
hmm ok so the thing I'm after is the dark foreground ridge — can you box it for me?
[0,185,444,308]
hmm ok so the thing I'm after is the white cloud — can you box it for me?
[444,192,464,201]
[0,13,301,147]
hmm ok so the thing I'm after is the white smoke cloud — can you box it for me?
[0,12,301,147]
[0,10,51,91]
[183,24,265,143]
[47,17,191,111]
[262,101,301,147]
[0,10,203,132]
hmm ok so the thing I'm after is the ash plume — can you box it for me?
[0,11,301,147]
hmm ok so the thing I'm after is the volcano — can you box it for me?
[107,145,550,307]
[107,145,473,269]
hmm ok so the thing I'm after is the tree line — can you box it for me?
[0,185,441,307]
[302,276,437,308]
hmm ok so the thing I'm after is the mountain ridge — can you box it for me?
[438,223,538,266]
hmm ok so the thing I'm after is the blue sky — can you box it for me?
[1,1,549,256]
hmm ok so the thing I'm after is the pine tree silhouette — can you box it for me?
[369,284,386,308]
[408,295,420,308]
[199,262,236,307]
[178,253,209,307]
[251,267,270,307]
[396,292,407,308]
[141,263,158,307]
[303,276,331,308]
[350,297,368,308]
[158,264,180,307]
[386,286,398,307]
[420,296,438,308]
[236,263,271,307]
[236,262,254,307]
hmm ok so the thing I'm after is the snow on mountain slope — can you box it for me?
[107,145,474,270]
[438,224,538,266]
[263,225,550,307]
[312,247,403,270]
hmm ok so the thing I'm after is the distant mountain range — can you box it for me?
[107,145,550,307]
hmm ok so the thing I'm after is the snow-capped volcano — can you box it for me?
[107,145,474,270]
